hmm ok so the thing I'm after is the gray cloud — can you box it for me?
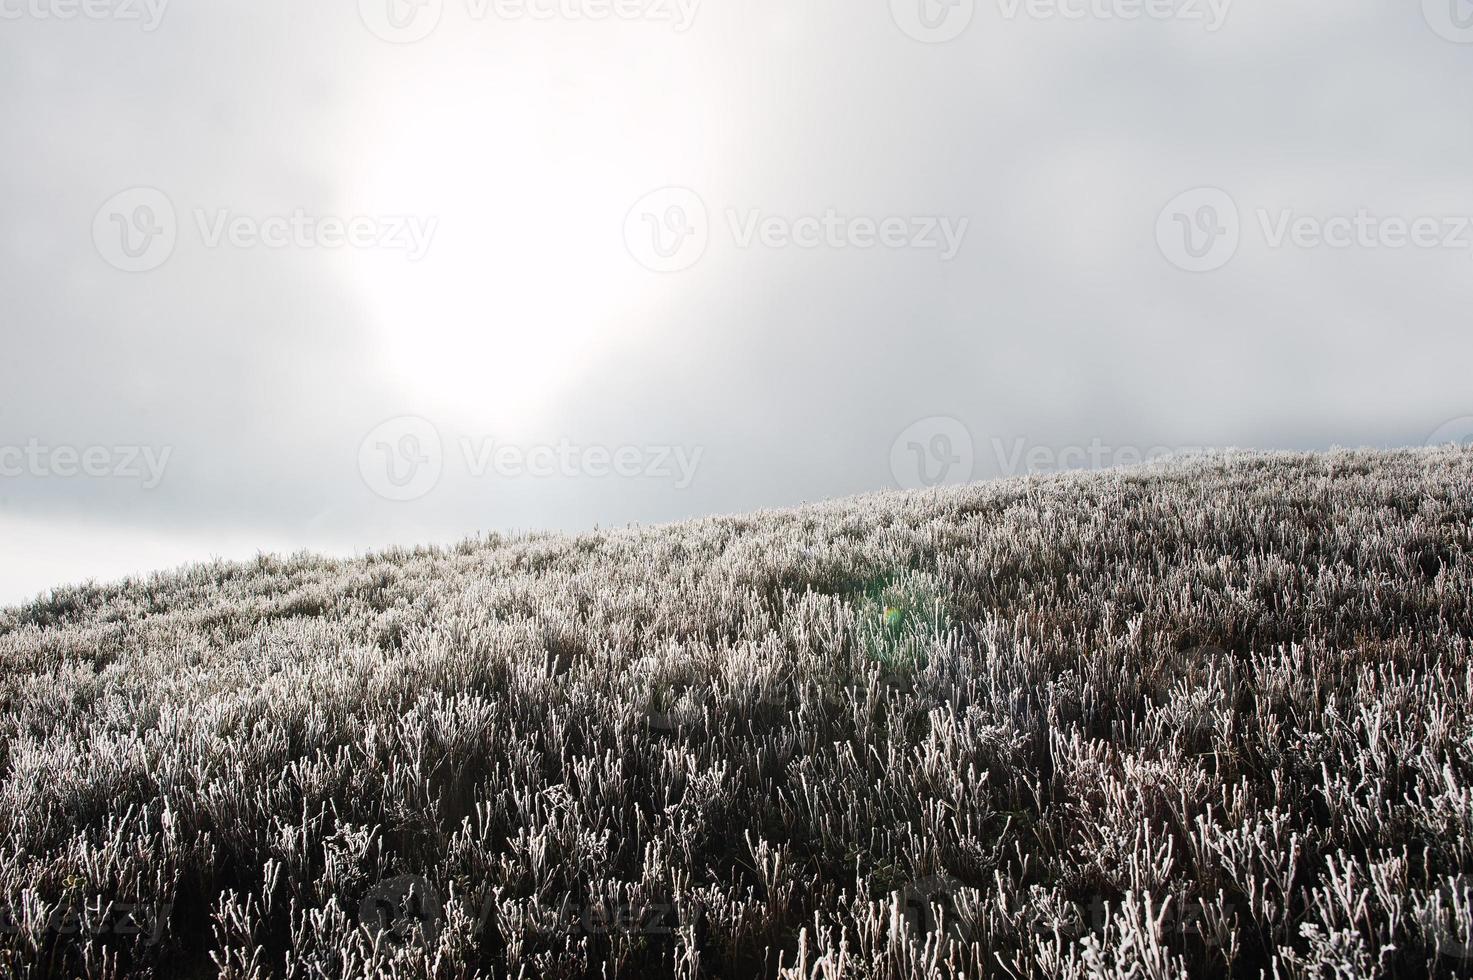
[2,0,1470,603]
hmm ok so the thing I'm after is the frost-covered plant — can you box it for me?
[0,448,1469,978]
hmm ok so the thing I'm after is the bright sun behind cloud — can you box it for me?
[344,31,716,435]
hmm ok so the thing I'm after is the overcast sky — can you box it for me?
[2,0,1471,605]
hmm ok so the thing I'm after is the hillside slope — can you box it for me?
[1,450,1471,979]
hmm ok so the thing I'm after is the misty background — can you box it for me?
[3,0,1472,605]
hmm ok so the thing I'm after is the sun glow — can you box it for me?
[344,36,710,433]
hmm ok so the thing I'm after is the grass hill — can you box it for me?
[1,449,1471,978]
